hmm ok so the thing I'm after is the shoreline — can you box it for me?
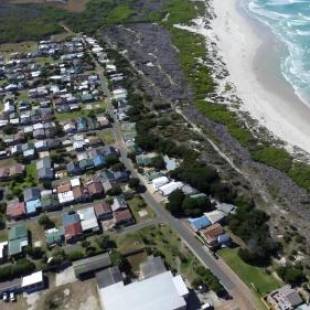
[209,0,310,155]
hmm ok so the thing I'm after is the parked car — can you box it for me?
[2,292,8,302]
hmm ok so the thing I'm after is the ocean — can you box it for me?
[245,0,310,106]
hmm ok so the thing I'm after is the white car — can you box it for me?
[2,292,8,302]
[10,292,16,302]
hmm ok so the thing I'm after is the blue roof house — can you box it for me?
[26,199,42,215]
[188,216,211,232]
[93,154,106,168]
[76,118,88,132]
[63,213,80,226]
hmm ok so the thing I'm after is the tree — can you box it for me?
[166,189,185,217]
[107,185,122,196]
[110,250,129,272]
[128,177,140,190]
[151,155,166,171]
[96,235,116,251]
[182,196,213,217]
[38,215,55,229]
[277,265,305,286]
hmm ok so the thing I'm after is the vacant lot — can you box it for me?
[219,248,281,296]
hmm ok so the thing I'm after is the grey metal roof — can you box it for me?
[140,256,166,279]
[73,253,111,277]
[96,266,122,289]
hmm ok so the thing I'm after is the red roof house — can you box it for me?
[94,202,112,220]
[6,201,26,220]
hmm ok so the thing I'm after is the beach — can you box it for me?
[209,0,310,154]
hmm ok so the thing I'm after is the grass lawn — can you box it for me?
[0,41,37,58]
[96,129,115,145]
[55,109,87,121]
[127,195,155,223]
[113,224,206,283]
[219,248,281,296]
[0,230,7,242]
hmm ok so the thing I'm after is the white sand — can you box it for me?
[210,0,310,154]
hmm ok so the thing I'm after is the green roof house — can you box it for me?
[45,227,64,247]
[8,224,29,256]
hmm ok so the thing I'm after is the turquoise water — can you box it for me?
[246,0,310,105]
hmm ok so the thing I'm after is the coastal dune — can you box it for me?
[211,0,310,154]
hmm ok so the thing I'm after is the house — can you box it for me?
[0,278,22,297]
[111,196,127,212]
[67,162,82,175]
[45,227,64,247]
[113,171,129,183]
[77,207,99,233]
[6,201,26,220]
[41,193,59,211]
[152,176,169,191]
[36,157,52,170]
[8,224,29,256]
[24,187,41,203]
[114,209,134,227]
[200,223,229,248]
[25,199,42,215]
[94,202,113,221]
[21,271,44,294]
[158,181,184,197]
[73,253,111,279]
[215,203,237,215]
[97,256,188,310]
[136,153,157,167]
[63,213,83,243]
[267,285,303,310]
[38,168,54,181]
[86,180,104,198]
[188,216,211,232]
[204,210,226,225]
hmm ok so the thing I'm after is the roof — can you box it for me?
[159,181,184,197]
[0,278,21,293]
[45,227,64,245]
[204,210,226,224]
[188,216,211,232]
[114,209,133,224]
[63,213,80,226]
[269,285,303,309]
[57,182,71,193]
[26,199,42,214]
[73,253,111,277]
[215,203,236,215]
[96,267,122,289]
[200,223,224,240]
[98,271,187,310]
[9,224,27,240]
[6,201,26,218]
[140,256,166,279]
[94,202,112,216]
[21,271,43,288]
[87,181,104,195]
[152,176,169,190]
[77,207,99,231]
[64,222,83,239]
[24,187,41,202]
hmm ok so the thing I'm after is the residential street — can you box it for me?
[92,48,260,310]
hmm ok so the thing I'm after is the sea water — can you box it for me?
[246,0,310,105]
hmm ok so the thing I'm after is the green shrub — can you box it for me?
[252,147,292,173]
